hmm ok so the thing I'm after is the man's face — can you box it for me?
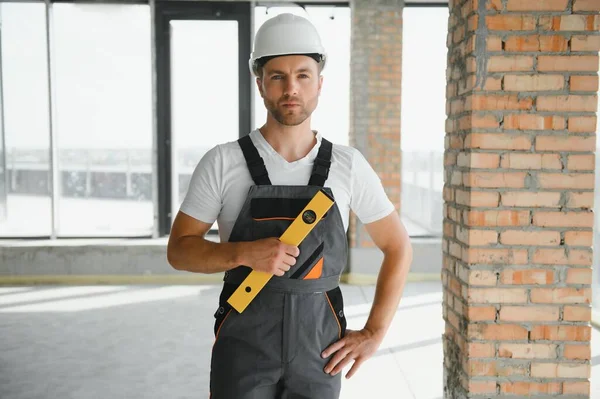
[257,55,323,127]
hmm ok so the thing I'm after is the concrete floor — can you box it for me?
[0,281,597,399]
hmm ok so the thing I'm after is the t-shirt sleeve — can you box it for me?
[178,145,223,224]
[350,149,396,224]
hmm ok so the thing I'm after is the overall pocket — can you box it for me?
[213,283,237,337]
[324,287,347,339]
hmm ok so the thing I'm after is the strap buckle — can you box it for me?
[312,157,331,177]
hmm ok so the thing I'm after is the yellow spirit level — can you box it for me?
[227,189,335,313]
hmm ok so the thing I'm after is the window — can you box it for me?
[52,4,153,237]
[0,3,51,237]
[400,6,448,237]
[252,5,351,146]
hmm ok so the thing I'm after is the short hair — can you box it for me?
[254,53,325,78]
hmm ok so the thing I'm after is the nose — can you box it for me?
[283,76,299,97]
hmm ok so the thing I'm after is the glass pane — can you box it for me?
[170,20,239,219]
[401,7,448,237]
[0,3,52,237]
[252,6,351,146]
[53,4,153,237]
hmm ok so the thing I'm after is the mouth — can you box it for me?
[281,103,300,107]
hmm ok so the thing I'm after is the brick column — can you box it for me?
[348,0,402,263]
[443,0,598,397]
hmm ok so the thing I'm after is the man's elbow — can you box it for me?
[166,241,186,271]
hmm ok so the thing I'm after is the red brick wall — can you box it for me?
[349,0,403,249]
[443,0,598,396]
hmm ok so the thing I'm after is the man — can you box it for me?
[167,13,412,399]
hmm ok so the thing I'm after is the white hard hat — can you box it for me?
[249,13,327,76]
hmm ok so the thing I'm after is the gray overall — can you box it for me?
[209,135,348,399]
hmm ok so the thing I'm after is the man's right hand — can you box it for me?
[240,238,300,276]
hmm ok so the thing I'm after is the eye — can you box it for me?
[299,74,310,79]
[271,75,283,80]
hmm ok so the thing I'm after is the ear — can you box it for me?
[256,77,264,98]
[317,75,324,96]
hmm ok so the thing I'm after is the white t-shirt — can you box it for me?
[179,129,396,243]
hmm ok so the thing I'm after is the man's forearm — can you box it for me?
[363,243,413,339]
[167,236,246,274]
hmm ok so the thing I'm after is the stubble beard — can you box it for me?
[265,98,312,127]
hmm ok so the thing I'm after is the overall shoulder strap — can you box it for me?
[308,137,333,187]
[238,135,271,185]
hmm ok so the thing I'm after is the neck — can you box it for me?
[259,115,317,162]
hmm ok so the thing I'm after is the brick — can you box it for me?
[501,381,560,395]
[463,172,526,188]
[469,381,496,394]
[456,227,498,246]
[531,325,591,341]
[496,363,530,377]
[566,268,592,284]
[531,287,591,304]
[499,306,560,322]
[471,114,501,129]
[542,154,563,169]
[532,248,593,266]
[501,192,561,207]
[563,381,591,395]
[468,324,529,340]
[567,192,595,208]
[571,35,600,51]
[457,152,500,168]
[503,114,565,130]
[487,55,534,72]
[503,75,564,91]
[500,231,560,246]
[558,363,591,378]
[468,342,495,358]
[541,15,600,31]
[574,0,600,11]
[507,0,568,11]
[467,287,528,303]
[486,15,537,31]
[568,116,598,133]
[473,94,533,110]
[564,305,592,321]
[487,36,503,51]
[469,360,497,377]
[468,269,498,285]
[533,212,594,227]
[567,154,595,170]
[455,190,500,207]
[531,363,557,378]
[466,210,531,226]
[504,35,568,52]
[537,95,598,112]
[501,269,555,284]
[532,362,591,379]
[537,173,594,189]
[564,344,591,360]
[538,55,599,72]
[564,231,593,246]
[465,248,529,265]
[466,133,532,150]
[570,76,599,92]
[500,153,543,169]
[467,306,497,321]
[487,0,503,10]
[535,136,595,152]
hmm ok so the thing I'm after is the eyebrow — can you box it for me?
[268,68,312,75]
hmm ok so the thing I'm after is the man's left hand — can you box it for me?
[321,328,383,379]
